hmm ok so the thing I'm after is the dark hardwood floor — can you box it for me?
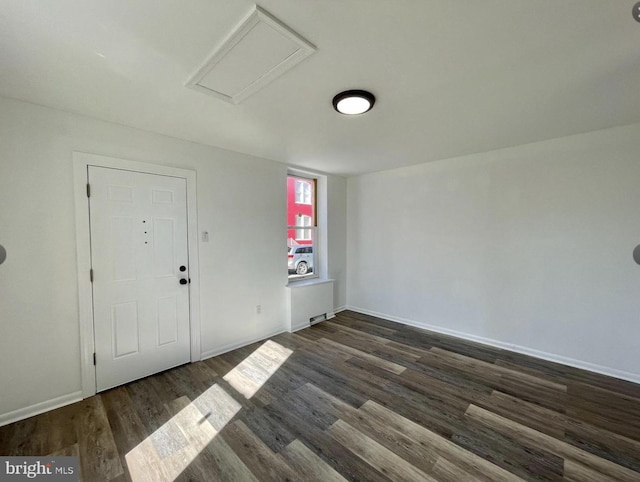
[2,310,640,481]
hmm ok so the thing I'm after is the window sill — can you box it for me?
[287,278,334,288]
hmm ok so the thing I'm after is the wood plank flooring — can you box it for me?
[2,310,640,481]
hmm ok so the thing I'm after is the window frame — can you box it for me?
[287,174,318,282]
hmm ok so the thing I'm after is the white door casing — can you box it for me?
[73,152,201,398]
[89,166,191,391]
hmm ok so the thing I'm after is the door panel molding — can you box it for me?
[73,152,201,398]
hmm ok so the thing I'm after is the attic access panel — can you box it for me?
[186,6,316,104]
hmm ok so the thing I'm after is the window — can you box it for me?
[296,215,312,240]
[295,180,312,204]
[288,175,316,280]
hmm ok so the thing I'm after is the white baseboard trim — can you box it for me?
[0,391,83,428]
[334,305,347,314]
[290,322,310,333]
[200,328,287,361]
[346,306,640,385]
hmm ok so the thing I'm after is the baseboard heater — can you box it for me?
[310,313,327,325]
[286,279,335,332]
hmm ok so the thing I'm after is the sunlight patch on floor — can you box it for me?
[125,383,241,481]
[223,339,293,399]
[124,340,293,481]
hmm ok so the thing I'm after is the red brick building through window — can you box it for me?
[287,176,314,247]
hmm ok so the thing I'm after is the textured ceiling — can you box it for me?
[1,0,639,175]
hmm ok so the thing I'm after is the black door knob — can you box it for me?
[179,265,186,272]
[179,278,187,285]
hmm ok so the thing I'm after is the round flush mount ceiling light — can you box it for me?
[332,90,375,115]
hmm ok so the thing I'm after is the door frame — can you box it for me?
[73,152,201,398]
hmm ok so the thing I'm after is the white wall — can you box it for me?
[0,96,347,421]
[327,175,347,310]
[347,123,640,381]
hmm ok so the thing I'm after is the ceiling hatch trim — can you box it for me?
[185,5,316,104]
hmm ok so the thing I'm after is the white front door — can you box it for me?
[88,166,191,391]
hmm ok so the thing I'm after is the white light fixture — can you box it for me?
[332,90,375,115]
